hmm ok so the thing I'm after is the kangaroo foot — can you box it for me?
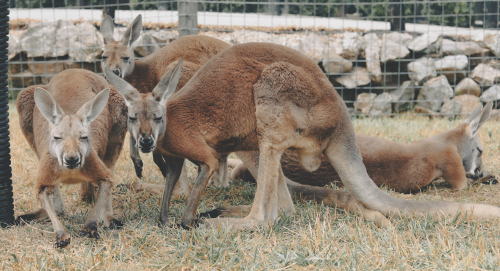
[54,231,71,248]
[79,222,100,239]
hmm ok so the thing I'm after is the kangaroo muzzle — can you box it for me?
[138,134,155,153]
[63,154,81,169]
[113,69,121,78]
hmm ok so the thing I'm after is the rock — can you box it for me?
[9,71,38,88]
[370,92,392,116]
[453,95,481,119]
[68,22,103,61]
[389,81,415,112]
[27,58,66,75]
[21,20,77,58]
[8,52,27,74]
[408,57,437,85]
[470,64,500,85]
[382,32,413,47]
[8,30,24,61]
[484,33,500,56]
[321,51,352,74]
[354,93,376,114]
[380,39,409,62]
[455,78,481,97]
[416,75,454,111]
[407,32,440,52]
[434,55,468,83]
[440,39,489,56]
[440,99,462,117]
[362,33,382,83]
[480,85,500,108]
[286,33,328,62]
[330,32,362,60]
[335,67,371,89]
[414,106,441,119]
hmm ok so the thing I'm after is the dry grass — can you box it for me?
[2,102,500,270]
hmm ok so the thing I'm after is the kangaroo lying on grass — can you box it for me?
[16,69,127,248]
[229,103,496,193]
[105,42,500,230]
[100,15,232,191]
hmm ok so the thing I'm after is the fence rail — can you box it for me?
[7,0,500,117]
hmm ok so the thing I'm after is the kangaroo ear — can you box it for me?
[104,67,141,106]
[465,101,493,136]
[152,59,183,106]
[34,88,65,125]
[78,88,110,126]
[121,14,142,47]
[100,15,115,44]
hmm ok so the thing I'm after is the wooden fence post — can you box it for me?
[178,0,199,37]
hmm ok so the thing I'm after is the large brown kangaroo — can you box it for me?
[16,69,128,247]
[100,15,232,190]
[105,42,500,230]
[230,103,496,193]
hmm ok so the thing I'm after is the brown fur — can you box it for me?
[108,42,500,230]
[16,69,127,247]
[101,18,231,189]
[232,126,491,193]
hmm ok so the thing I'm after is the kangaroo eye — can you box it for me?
[101,56,108,60]
[154,117,162,122]
[129,117,137,121]
[81,136,88,140]
[53,137,62,140]
[122,57,130,61]
[478,148,483,157]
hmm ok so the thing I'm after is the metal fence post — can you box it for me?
[0,0,15,227]
[178,0,199,36]
[389,0,405,31]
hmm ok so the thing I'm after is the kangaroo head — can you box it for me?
[100,15,142,79]
[458,101,493,178]
[104,59,183,153]
[34,88,110,169]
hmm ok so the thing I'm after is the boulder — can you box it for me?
[455,78,481,97]
[286,32,328,62]
[380,39,409,62]
[470,64,500,85]
[480,85,500,108]
[362,33,382,83]
[354,93,376,114]
[335,67,371,89]
[382,32,413,47]
[330,32,362,60]
[21,20,77,58]
[416,75,454,111]
[453,95,481,119]
[440,99,462,117]
[434,55,468,83]
[484,33,500,57]
[408,57,437,85]
[407,32,440,52]
[321,51,352,74]
[8,30,24,61]
[440,39,489,56]
[68,22,103,61]
[389,81,415,112]
[370,92,392,116]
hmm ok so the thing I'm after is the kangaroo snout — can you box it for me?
[138,135,155,153]
[63,154,81,169]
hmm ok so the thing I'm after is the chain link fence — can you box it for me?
[7,0,500,117]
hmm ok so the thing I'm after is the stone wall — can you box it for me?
[8,20,500,119]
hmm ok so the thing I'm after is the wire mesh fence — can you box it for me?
[7,0,500,117]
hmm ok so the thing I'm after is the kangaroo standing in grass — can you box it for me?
[16,69,127,248]
[99,15,232,191]
[230,102,495,193]
[105,42,500,230]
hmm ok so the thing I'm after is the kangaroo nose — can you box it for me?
[113,69,121,77]
[140,136,153,146]
[64,156,80,168]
